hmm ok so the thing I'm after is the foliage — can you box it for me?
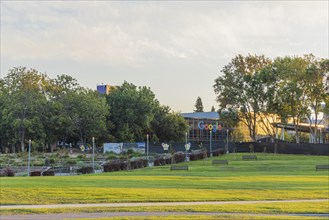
[214,54,328,143]
[0,168,15,177]
[189,150,206,161]
[77,166,93,174]
[194,96,204,112]
[29,171,42,176]
[214,54,272,141]
[152,106,188,143]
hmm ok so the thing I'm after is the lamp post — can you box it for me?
[185,143,191,161]
[92,137,95,173]
[209,131,212,157]
[226,128,229,154]
[146,134,149,159]
[28,139,31,177]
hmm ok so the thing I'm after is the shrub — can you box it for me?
[212,149,225,157]
[189,151,205,161]
[30,171,41,176]
[103,160,126,172]
[77,166,93,174]
[154,158,165,166]
[174,153,185,163]
[0,168,15,177]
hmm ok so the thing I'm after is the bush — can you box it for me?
[103,160,125,172]
[30,171,41,176]
[174,153,185,163]
[189,151,206,161]
[77,166,93,174]
[154,158,165,166]
[212,149,225,157]
[0,168,15,177]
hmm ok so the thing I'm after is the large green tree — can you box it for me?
[106,81,158,142]
[214,54,272,141]
[1,67,50,152]
[151,105,188,143]
[274,56,310,143]
[303,56,329,143]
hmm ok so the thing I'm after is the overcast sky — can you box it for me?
[1,1,328,112]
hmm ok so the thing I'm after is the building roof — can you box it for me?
[181,112,219,120]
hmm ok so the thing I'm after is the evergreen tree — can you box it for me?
[211,106,215,112]
[194,97,204,112]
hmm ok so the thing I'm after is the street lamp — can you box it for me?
[209,131,212,157]
[146,134,149,159]
[28,139,31,177]
[226,128,229,154]
[92,137,95,173]
[185,143,191,161]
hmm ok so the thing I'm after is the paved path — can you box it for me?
[1,200,328,220]
[1,212,329,220]
[1,199,327,209]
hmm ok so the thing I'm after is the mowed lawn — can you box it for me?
[0,153,328,205]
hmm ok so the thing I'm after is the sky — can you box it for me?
[1,1,328,113]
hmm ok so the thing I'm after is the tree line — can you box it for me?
[214,54,329,143]
[0,67,188,152]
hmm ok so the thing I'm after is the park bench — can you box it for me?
[170,165,188,171]
[242,155,257,160]
[212,160,228,165]
[316,165,329,171]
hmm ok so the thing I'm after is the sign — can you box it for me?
[185,143,191,151]
[162,143,169,151]
[198,121,222,132]
[79,145,85,152]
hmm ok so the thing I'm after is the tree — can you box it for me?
[274,56,310,143]
[151,105,188,143]
[214,54,272,141]
[194,97,204,112]
[211,106,216,112]
[106,81,158,142]
[67,89,109,144]
[303,56,329,143]
[1,67,50,152]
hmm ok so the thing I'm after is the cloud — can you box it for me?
[1,1,328,111]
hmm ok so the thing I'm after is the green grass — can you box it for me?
[1,153,328,205]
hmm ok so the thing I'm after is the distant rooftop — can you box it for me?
[181,111,219,120]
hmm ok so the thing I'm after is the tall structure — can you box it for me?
[97,84,111,95]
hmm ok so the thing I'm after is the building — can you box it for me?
[97,84,111,95]
[181,112,229,144]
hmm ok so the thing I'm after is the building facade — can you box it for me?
[181,112,229,144]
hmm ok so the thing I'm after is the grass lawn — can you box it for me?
[0,153,328,216]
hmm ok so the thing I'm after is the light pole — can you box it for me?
[146,134,149,159]
[209,131,212,157]
[92,137,95,173]
[28,139,31,176]
[226,128,229,154]
[185,143,191,161]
